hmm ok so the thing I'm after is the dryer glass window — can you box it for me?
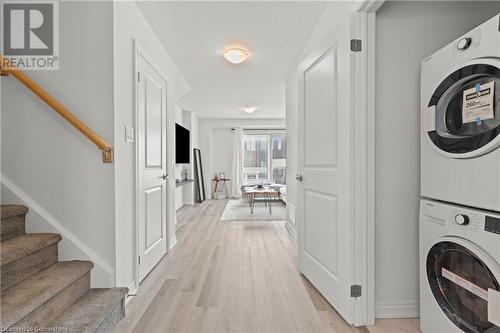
[427,64,500,155]
[427,241,500,333]
[439,77,500,137]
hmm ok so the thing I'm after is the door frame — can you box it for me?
[133,41,171,291]
[354,0,385,325]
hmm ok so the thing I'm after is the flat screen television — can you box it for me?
[175,123,190,164]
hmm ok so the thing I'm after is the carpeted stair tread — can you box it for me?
[1,260,94,328]
[1,205,29,220]
[1,233,61,265]
[49,288,128,333]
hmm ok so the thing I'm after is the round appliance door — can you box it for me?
[426,237,500,333]
[425,59,500,158]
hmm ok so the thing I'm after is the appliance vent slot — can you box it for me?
[424,214,446,225]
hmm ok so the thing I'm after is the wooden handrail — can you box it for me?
[0,54,113,163]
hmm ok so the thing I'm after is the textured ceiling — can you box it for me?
[137,1,328,118]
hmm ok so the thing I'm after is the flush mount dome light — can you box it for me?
[224,48,249,64]
[242,106,257,114]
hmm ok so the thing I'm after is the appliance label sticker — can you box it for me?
[462,81,495,124]
[442,267,488,301]
[423,106,436,132]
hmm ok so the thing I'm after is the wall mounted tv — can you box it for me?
[176,123,190,164]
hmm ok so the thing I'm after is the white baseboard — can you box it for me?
[285,204,297,241]
[1,174,114,287]
[169,235,178,250]
[125,281,138,306]
[375,301,420,318]
[285,219,297,241]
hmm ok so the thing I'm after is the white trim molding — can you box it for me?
[1,174,114,286]
[285,203,297,241]
[169,235,178,250]
[285,221,297,241]
[125,281,138,306]
[375,301,420,319]
[353,0,386,325]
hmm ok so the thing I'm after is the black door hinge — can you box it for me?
[350,285,362,298]
[350,39,362,52]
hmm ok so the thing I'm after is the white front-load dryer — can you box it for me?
[421,14,500,212]
[420,199,500,333]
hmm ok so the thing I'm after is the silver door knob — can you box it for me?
[161,174,168,180]
[296,174,303,182]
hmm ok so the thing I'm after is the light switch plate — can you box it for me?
[488,288,500,327]
[125,126,135,143]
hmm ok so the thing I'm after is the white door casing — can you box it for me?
[136,50,168,283]
[297,13,366,324]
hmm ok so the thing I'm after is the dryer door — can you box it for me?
[424,59,500,158]
[426,237,500,333]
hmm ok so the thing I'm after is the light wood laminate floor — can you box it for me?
[116,200,416,333]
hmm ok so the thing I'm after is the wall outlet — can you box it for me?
[125,126,135,143]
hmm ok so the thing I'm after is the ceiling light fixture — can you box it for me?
[242,106,257,114]
[224,47,249,64]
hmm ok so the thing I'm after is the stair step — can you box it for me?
[1,205,29,220]
[1,205,28,241]
[1,233,62,291]
[49,288,128,333]
[1,261,93,329]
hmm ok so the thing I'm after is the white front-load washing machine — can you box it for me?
[420,199,500,333]
[421,14,500,212]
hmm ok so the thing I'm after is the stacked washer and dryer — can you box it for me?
[420,14,500,333]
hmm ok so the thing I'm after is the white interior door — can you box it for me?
[297,15,357,323]
[137,52,168,282]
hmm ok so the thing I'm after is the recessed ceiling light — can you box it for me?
[224,47,249,64]
[242,106,257,114]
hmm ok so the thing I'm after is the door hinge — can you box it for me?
[138,72,140,82]
[350,39,362,52]
[138,256,141,265]
[350,284,362,298]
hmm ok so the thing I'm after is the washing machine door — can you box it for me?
[424,58,500,158]
[427,237,500,333]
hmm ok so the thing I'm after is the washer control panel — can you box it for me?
[449,209,481,231]
[485,216,500,235]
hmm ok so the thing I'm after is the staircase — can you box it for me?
[0,205,128,332]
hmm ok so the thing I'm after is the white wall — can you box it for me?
[174,109,199,211]
[285,69,298,239]
[182,111,199,206]
[211,128,234,197]
[198,118,285,198]
[1,1,115,287]
[374,1,500,318]
[113,0,190,291]
[175,106,185,211]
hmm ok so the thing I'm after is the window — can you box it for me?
[271,133,286,184]
[242,131,286,185]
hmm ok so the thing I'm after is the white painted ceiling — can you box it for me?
[137,1,328,119]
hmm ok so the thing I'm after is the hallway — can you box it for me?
[116,200,364,333]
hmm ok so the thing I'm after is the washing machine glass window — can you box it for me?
[427,241,500,333]
[427,63,500,155]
